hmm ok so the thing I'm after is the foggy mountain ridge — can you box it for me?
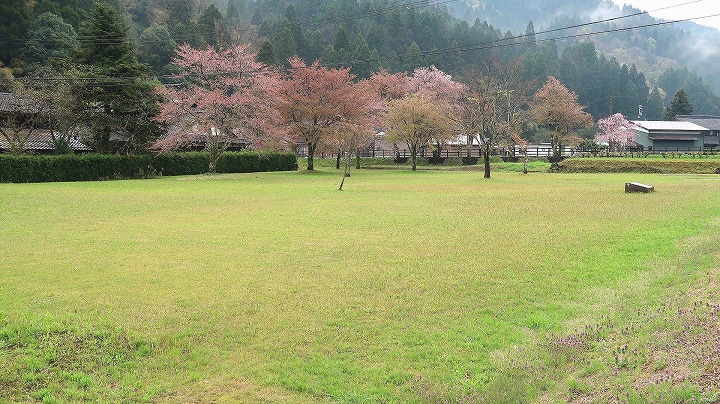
[445,0,720,91]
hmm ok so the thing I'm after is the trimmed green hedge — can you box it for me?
[0,151,298,183]
[0,154,153,183]
[558,158,720,174]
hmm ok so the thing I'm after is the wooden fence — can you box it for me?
[309,146,720,159]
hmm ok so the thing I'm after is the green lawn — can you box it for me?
[1,168,719,402]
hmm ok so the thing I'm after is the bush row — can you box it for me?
[557,158,720,174]
[0,151,298,183]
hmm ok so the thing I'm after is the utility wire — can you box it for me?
[9,5,719,86]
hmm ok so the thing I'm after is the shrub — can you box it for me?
[443,157,463,166]
[557,158,720,174]
[0,151,298,183]
[151,152,208,176]
[0,154,153,183]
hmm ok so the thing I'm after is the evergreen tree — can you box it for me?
[138,25,177,75]
[226,0,241,27]
[251,7,263,26]
[0,0,33,65]
[334,26,351,52]
[403,42,423,72]
[166,0,201,47]
[665,89,693,119]
[350,33,380,79]
[305,29,326,63]
[77,1,160,153]
[646,86,664,120]
[525,21,536,49]
[274,21,297,65]
[34,0,94,29]
[366,23,387,54]
[256,39,277,66]
[321,44,338,66]
[284,5,306,58]
[199,4,228,49]
[21,13,79,73]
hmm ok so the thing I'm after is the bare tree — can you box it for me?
[0,81,49,154]
[459,58,530,178]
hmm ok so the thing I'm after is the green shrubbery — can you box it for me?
[0,154,154,183]
[0,151,298,183]
[558,158,720,174]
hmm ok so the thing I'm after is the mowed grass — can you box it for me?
[1,168,719,402]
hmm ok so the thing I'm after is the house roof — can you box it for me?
[648,136,698,141]
[0,129,92,152]
[0,92,44,114]
[674,115,720,131]
[631,120,709,133]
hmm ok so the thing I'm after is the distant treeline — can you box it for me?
[1,0,719,135]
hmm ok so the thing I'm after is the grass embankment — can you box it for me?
[1,170,719,402]
[559,157,720,173]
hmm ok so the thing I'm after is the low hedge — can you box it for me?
[0,154,154,183]
[557,158,720,174]
[0,151,298,183]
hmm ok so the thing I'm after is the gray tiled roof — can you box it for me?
[0,92,44,114]
[0,129,92,152]
[675,115,720,131]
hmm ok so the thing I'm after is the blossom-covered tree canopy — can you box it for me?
[276,57,376,171]
[155,44,282,171]
[595,113,637,150]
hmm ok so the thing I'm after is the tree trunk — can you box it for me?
[206,136,223,173]
[338,150,351,191]
[208,149,220,173]
[483,144,491,179]
[336,151,341,169]
[411,148,418,171]
[307,142,316,171]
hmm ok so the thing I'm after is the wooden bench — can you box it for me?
[625,182,654,193]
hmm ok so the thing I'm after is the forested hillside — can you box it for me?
[1,0,719,123]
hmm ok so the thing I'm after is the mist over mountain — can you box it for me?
[447,0,720,93]
[2,0,720,119]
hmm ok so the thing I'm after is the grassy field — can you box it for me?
[1,166,719,402]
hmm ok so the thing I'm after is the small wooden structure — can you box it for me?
[625,182,654,193]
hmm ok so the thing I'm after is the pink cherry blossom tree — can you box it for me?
[595,113,637,152]
[155,44,282,173]
[276,57,372,171]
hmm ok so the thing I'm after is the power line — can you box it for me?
[312,5,718,69]
[9,4,720,85]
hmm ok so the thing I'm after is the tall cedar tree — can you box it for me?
[77,2,160,153]
[277,58,369,171]
[156,44,282,173]
[665,89,693,119]
[198,4,228,49]
[530,76,593,162]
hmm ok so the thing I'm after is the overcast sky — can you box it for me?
[609,0,720,30]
